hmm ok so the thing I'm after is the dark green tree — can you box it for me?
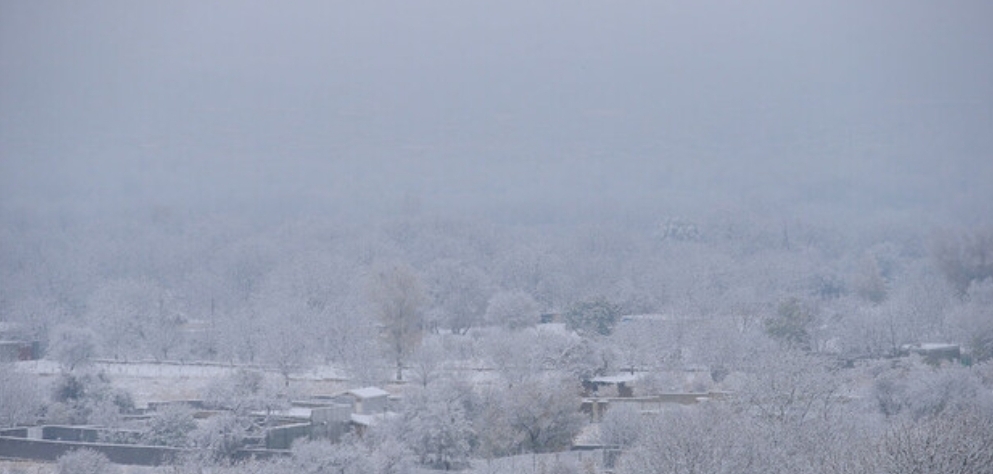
[564,298,621,337]
[765,298,815,351]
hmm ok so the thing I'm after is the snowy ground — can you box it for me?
[458,450,607,474]
[0,459,157,474]
[13,359,351,408]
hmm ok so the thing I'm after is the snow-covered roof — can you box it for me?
[589,373,639,384]
[0,322,25,333]
[619,313,673,322]
[350,412,396,426]
[347,386,389,399]
[535,322,570,335]
[351,413,377,426]
[273,407,314,419]
[919,343,959,351]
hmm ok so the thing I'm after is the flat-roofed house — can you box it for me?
[345,387,390,415]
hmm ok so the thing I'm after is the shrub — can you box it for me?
[56,449,120,474]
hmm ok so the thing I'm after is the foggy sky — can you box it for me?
[2,0,991,225]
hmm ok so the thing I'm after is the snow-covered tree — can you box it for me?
[56,449,120,474]
[598,403,644,449]
[201,368,288,417]
[402,379,475,469]
[288,438,376,474]
[0,363,41,427]
[884,405,993,474]
[736,349,843,427]
[285,430,414,474]
[368,263,427,381]
[948,280,993,362]
[853,255,888,304]
[143,403,197,447]
[261,313,310,386]
[85,278,185,361]
[408,337,446,388]
[47,372,134,427]
[874,365,993,421]
[482,329,558,385]
[485,291,540,330]
[617,406,750,474]
[192,412,251,462]
[480,376,585,455]
[932,229,993,297]
[495,244,569,310]
[425,259,492,334]
[49,325,97,372]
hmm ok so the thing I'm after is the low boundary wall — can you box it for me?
[0,436,290,466]
[0,436,186,465]
[265,422,312,450]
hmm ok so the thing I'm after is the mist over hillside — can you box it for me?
[2,0,991,230]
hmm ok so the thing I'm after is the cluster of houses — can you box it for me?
[0,310,971,468]
[265,385,394,448]
[0,385,396,466]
